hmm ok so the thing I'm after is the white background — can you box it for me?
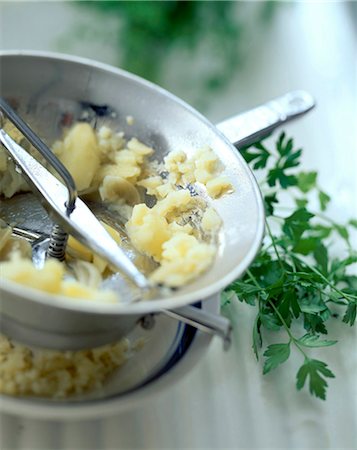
[0,1,356,449]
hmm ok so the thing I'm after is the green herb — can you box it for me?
[224,133,356,400]
[61,1,279,111]
[296,359,335,400]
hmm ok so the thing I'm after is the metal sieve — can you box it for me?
[0,51,315,350]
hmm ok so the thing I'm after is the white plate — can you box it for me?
[0,296,219,420]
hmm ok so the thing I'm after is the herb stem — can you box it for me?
[291,254,355,303]
[267,299,308,359]
[265,219,285,271]
[246,269,261,289]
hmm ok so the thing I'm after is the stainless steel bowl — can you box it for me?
[0,51,314,349]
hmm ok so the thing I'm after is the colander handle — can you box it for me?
[216,90,315,148]
[162,305,232,350]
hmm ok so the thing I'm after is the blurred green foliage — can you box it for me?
[68,1,279,108]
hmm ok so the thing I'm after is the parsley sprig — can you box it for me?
[223,133,357,400]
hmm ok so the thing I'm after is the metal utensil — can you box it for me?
[0,51,315,350]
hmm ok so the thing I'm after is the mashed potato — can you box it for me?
[0,334,130,398]
[0,121,234,292]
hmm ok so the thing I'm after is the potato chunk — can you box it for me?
[0,258,64,294]
[58,123,100,191]
[99,175,140,205]
[126,204,172,261]
[150,234,215,287]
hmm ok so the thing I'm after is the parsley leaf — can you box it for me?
[297,171,317,193]
[318,190,331,211]
[260,312,281,331]
[240,142,270,170]
[252,315,262,360]
[266,133,302,188]
[342,302,357,326]
[282,208,314,242]
[334,224,349,243]
[264,193,278,216]
[297,334,337,348]
[267,168,297,189]
[263,343,291,374]
[296,359,335,400]
[313,243,328,275]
